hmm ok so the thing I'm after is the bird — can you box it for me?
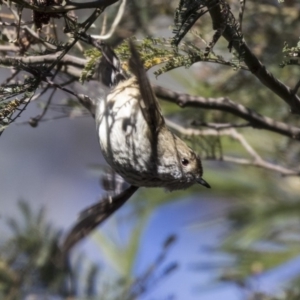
[95,40,210,191]
[60,41,210,258]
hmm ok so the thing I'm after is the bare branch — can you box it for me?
[28,87,56,128]
[238,0,246,32]
[154,85,300,141]
[191,121,250,129]
[2,50,299,142]
[0,54,86,68]
[0,45,20,52]
[91,0,127,40]
[207,0,300,114]
[9,0,119,13]
[292,79,300,95]
[166,120,300,176]
[44,79,96,116]
[7,4,58,50]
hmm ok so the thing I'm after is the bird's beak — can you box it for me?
[197,178,211,188]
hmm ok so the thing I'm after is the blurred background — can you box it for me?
[1,0,300,299]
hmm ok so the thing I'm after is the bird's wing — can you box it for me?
[128,40,165,132]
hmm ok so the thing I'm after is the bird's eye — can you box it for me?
[181,158,189,166]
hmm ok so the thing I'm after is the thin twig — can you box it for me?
[166,119,300,176]
[3,51,299,141]
[0,54,86,68]
[154,85,300,140]
[238,0,246,32]
[191,121,250,129]
[29,87,56,127]
[44,79,96,116]
[292,79,300,95]
[208,1,300,114]
[7,4,57,50]
[16,115,72,125]
[91,0,126,40]
[0,20,33,27]
[100,11,108,35]
[8,0,119,13]
[0,69,21,87]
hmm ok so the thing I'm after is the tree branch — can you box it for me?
[91,0,126,40]
[0,54,86,68]
[9,0,119,13]
[2,52,300,141]
[207,0,300,114]
[154,85,300,141]
[166,119,300,176]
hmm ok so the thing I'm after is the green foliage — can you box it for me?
[280,40,300,67]
[173,0,208,47]
[80,48,102,83]
[172,0,244,60]
[1,0,300,298]
[81,35,244,84]
[184,1,300,286]
[0,199,179,299]
[0,201,66,298]
[214,174,300,283]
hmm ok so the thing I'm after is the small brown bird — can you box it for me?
[96,41,210,191]
[60,41,210,257]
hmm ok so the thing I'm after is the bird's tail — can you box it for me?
[97,43,127,87]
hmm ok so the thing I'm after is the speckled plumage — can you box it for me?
[96,41,210,191]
